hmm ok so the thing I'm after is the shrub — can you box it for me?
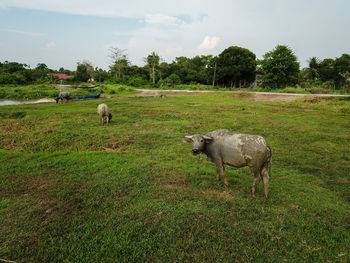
[322,80,335,90]
[127,77,151,87]
[0,72,15,84]
[281,87,310,94]
[309,87,330,94]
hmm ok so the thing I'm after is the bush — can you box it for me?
[127,77,151,87]
[0,72,15,84]
[309,87,330,94]
[322,80,335,90]
[280,87,310,94]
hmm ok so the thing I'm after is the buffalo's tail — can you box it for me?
[265,145,272,177]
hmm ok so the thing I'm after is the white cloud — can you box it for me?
[196,36,220,53]
[0,0,210,19]
[2,28,43,36]
[1,0,349,69]
[45,41,56,50]
[144,14,184,26]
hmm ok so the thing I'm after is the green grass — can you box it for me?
[0,92,349,262]
[0,84,135,99]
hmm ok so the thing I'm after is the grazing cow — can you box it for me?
[183,129,272,197]
[56,92,71,103]
[97,103,112,126]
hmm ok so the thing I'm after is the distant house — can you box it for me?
[48,73,73,83]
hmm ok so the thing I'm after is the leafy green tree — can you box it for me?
[315,54,350,88]
[0,72,15,84]
[318,58,335,83]
[74,62,90,82]
[334,54,350,86]
[109,47,129,80]
[145,52,160,84]
[13,72,26,84]
[170,56,189,83]
[58,67,73,75]
[163,73,181,85]
[216,46,257,88]
[94,67,110,82]
[35,63,48,71]
[81,61,94,80]
[259,45,300,89]
[0,61,27,74]
[185,55,212,84]
[163,55,214,85]
[159,62,172,80]
[307,57,320,80]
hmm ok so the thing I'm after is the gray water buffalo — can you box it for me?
[97,103,112,126]
[56,92,71,103]
[183,129,272,197]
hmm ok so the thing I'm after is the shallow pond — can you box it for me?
[0,98,55,106]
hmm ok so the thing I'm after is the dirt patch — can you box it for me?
[136,89,350,102]
[202,189,236,202]
[102,135,137,152]
[27,174,83,222]
[27,175,54,190]
[186,103,202,107]
[303,97,322,103]
[162,183,186,189]
[144,110,158,115]
[252,93,301,102]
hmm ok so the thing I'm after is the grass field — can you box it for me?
[0,91,349,262]
[0,84,134,99]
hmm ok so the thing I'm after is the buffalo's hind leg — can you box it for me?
[250,167,261,197]
[261,166,270,198]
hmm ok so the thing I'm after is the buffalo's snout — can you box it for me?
[192,149,200,155]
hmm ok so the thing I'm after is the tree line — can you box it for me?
[1,45,349,91]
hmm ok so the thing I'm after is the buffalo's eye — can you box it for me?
[200,139,204,142]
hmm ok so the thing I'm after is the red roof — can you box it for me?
[48,73,73,79]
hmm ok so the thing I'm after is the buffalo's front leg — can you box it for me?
[216,163,228,186]
[223,168,228,186]
[215,166,221,181]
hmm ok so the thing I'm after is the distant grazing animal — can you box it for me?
[183,129,272,197]
[97,103,112,126]
[56,92,71,103]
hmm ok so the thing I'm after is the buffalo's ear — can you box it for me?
[182,135,193,144]
[203,135,213,143]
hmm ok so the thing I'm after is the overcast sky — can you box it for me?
[0,0,349,70]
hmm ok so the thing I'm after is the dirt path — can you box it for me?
[135,89,350,102]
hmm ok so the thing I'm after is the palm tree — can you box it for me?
[307,57,320,80]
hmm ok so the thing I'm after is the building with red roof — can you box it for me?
[48,73,73,80]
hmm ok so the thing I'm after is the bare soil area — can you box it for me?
[136,89,349,102]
